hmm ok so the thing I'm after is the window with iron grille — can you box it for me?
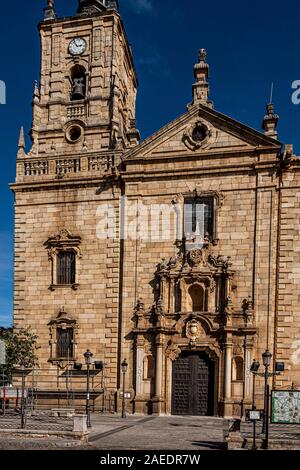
[57,251,76,285]
[56,327,74,359]
[184,197,214,239]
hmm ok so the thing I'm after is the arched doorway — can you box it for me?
[172,351,215,416]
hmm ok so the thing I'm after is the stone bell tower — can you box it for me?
[26,0,139,162]
[12,0,140,411]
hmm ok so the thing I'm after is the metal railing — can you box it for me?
[1,366,114,416]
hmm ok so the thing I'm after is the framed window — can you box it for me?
[45,228,81,290]
[184,197,214,239]
[56,327,74,359]
[57,251,76,285]
[48,308,78,362]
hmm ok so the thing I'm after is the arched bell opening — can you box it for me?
[70,65,86,101]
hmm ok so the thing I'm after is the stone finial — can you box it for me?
[282,143,296,169]
[199,48,207,62]
[126,118,141,147]
[135,298,145,316]
[262,102,279,139]
[192,48,212,107]
[17,127,26,157]
[44,0,57,20]
[33,81,40,104]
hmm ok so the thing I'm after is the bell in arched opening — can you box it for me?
[71,65,86,101]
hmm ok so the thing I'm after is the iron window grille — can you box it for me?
[56,327,74,359]
[57,251,76,285]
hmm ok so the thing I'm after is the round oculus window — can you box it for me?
[66,125,83,143]
[192,124,208,143]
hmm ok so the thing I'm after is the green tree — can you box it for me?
[0,328,38,381]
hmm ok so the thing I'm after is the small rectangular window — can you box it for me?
[184,197,214,239]
[56,328,74,359]
[57,251,76,285]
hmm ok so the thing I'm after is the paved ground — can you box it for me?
[0,414,227,450]
[1,414,300,450]
[88,415,227,450]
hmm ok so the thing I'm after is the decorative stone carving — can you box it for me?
[45,228,82,258]
[233,342,244,357]
[183,121,212,151]
[166,343,181,361]
[48,307,78,362]
[223,296,234,326]
[185,319,203,347]
[189,248,204,267]
[156,297,164,316]
[134,298,146,328]
[242,296,254,325]
[208,254,232,270]
[210,278,216,293]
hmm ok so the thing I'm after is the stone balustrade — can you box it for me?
[16,154,115,182]
[67,103,86,119]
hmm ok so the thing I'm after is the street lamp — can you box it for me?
[249,352,284,450]
[250,360,260,450]
[84,349,93,428]
[121,359,128,419]
[262,350,272,438]
[262,350,272,368]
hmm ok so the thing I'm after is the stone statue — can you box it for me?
[72,77,85,100]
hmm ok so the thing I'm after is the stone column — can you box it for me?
[224,333,233,417]
[169,279,175,313]
[152,334,164,415]
[241,336,254,415]
[134,336,145,414]
[244,338,252,399]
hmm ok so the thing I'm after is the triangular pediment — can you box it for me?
[124,104,282,163]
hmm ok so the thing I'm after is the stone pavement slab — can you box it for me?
[88,415,227,450]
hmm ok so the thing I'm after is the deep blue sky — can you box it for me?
[1,0,300,327]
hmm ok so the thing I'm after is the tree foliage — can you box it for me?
[0,328,38,380]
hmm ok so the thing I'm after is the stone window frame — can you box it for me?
[173,190,224,246]
[48,308,78,363]
[44,228,82,291]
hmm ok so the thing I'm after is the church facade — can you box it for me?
[11,0,300,417]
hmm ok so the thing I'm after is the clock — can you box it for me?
[69,38,87,56]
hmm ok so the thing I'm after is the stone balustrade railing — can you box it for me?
[67,103,86,119]
[17,154,115,182]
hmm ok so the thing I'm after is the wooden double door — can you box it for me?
[172,351,215,416]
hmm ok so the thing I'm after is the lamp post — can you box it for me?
[262,350,272,436]
[121,359,128,419]
[84,349,93,428]
[249,351,284,450]
[250,360,260,450]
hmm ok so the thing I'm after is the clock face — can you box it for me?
[69,38,87,56]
